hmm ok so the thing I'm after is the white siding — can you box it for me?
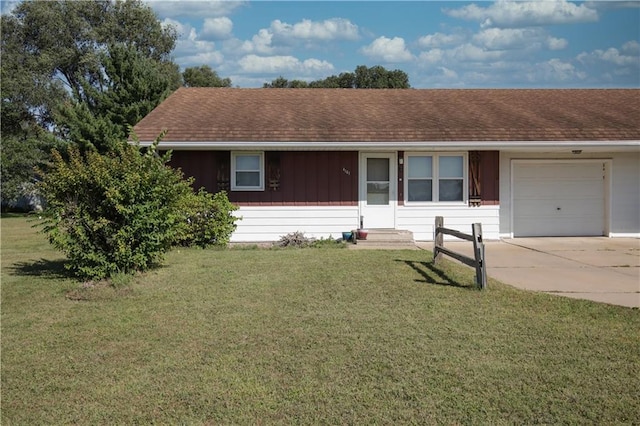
[230,205,500,242]
[500,151,640,238]
[231,206,360,242]
[397,205,500,241]
[610,152,640,236]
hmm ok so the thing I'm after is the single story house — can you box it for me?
[133,88,640,242]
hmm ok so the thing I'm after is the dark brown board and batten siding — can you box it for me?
[168,150,498,207]
[169,151,359,206]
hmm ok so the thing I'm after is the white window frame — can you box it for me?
[231,151,265,191]
[404,152,468,205]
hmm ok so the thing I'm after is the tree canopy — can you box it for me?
[1,0,181,207]
[263,65,411,89]
[1,0,180,152]
[183,65,232,88]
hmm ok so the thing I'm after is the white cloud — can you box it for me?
[417,32,466,49]
[577,41,640,67]
[226,17,358,57]
[148,1,245,18]
[301,58,336,72]
[239,29,276,55]
[472,28,567,51]
[417,55,591,87]
[162,18,225,67]
[622,40,640,56]
[547,37,568,51]
[180,51,225,67]
[201,17,233,40]
[417,43,504,67]
[446,0,599,28]
[596,47,637,66]
[238,55,295,73]
[417,44,507,76]
[584,1,640,11]
[238,54,334,74]
[450,43,505,62]
[161,18,188,36]
[473,28,538,50]
[270,18,359,42]
[438,67,459,80]
[532,58,587,82]
[360,36,414,62]
[418,49,445,65]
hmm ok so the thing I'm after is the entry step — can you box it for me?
[349,229,417,249]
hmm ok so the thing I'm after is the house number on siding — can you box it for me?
[342,168,351,175]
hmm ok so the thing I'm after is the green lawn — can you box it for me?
[2,216,639,424]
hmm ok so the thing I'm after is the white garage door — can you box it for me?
[513,161,606,237]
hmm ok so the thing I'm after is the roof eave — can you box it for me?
[135,140,640,152]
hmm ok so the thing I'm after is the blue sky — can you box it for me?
[147,0,640,88]
[3,0,639,88]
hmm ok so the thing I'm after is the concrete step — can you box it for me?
[348,229,417,250]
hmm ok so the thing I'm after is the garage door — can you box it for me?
[513,161,606,237]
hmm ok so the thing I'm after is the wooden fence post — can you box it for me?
[432,217,487,290]
[472,223,487,290]
[434,216,443,264]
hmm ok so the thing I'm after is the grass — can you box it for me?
[2,217,639,424]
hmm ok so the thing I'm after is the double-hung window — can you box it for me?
[438,155,464,201]
[405,153,466,203]
[231,152,264,191]
[407,156,433,202]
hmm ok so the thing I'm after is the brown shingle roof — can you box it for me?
[133,88,640,143]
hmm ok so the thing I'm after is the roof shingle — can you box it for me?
[133,88,640,143]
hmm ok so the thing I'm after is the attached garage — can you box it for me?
[512,160,608,237]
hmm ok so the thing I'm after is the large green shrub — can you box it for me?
[38,139,238,280]
[175,189,238,248]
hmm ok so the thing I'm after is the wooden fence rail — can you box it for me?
[433,216,487,290]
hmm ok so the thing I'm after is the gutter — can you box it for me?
[135,140,640,152]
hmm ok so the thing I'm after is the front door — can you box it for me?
[360,153,396,229]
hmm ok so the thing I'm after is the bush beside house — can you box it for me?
[38,138,239,280]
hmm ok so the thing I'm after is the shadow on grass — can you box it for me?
[9,258,73,280]
[398,259,475,290]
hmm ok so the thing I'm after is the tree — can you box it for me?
[2,0,179,137]
[56,43,181,152]
[1,29,61,209]
[354,65,410,89]
[1,0,181,207]
[183,65,232,87]
[0,136,61,210]
[263,76,294,88]
[288,80,310,88]
[262,65,410,89]
[1,8,65,208]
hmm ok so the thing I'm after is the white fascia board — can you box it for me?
[136,140,640,152]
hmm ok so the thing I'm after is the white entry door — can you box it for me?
[360,153,396,229]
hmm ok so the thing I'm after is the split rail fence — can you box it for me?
[433,216,487,290]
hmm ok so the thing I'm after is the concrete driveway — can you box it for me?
[436,237,640,308]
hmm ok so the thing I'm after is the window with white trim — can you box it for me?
[407,156,433,202]
[231,152,264,191]
[405,153,466,203]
